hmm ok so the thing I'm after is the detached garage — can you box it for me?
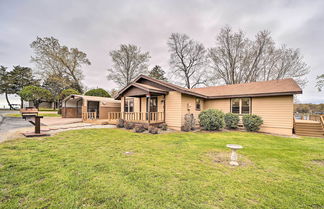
[62,95,121,120]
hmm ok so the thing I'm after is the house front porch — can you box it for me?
[107,111,165,124]
[113,82,169,125]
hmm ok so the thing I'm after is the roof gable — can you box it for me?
[115,75,206,99]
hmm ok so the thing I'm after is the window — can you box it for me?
[241,98,250,114]
[124,98,134,112]
[195,98,201,111]
[231,98,251,114]
[231,99,240,114]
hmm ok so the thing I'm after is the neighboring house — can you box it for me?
[62,95,121,120]
[113,75,302,135]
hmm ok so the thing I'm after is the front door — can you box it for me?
[146,96,158,120]
[87,101,100,118]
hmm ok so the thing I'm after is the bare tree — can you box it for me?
[208,26,309,86]
[30,37,91,93]
[107,44,150,87]
[168,33,208,89]
[316,74,324,91]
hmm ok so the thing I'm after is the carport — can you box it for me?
[62,95,121,121]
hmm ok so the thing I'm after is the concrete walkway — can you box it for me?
[0,113,116,143]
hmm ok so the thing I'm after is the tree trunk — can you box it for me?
[5,92,16,110]
[20,98,24,108]
[34,101,40,109]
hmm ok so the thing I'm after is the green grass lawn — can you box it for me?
[5,112,61,117]
[0,129,323,208]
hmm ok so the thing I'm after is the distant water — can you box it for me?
[0,94,22,109]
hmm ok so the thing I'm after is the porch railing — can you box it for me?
[82,112,97,121]
[294,113,323,122]
[108,112,164,123]
[107,112,122,120]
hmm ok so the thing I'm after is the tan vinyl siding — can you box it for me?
[134,98,140,112]
[157,95,164,113]
[252,95,293,135]
[140,97,146,113]
[204,99,230,112]
[165,91,182,130]
[181,94,204,126]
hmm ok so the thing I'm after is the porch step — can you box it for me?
[294,121,324,138]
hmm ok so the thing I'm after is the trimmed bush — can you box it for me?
[134,124,146,133]
[198,109,225,131]
[85,88,111,98]
[181,114,195,132]
[59,88,80,100]
[160,123,168,131]
[224,113,240,129]
[242,114,263,132]
[143,123,149,130]
[124,122,135,130]
[181,125,190,132]
[116,119,125,128]
[148,126,159,134]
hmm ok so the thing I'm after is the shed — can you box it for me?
[62,95,121,120]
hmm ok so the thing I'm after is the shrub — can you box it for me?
[148,126,159,134]
[85,88,111,98]
[160,123,168,131]
[116,119,125,128]
[134,124,146,133]
[198,109,225,131]
[242,114,263,132]
[124,122,135,130]
[59,88,80,100]
[143,123,149,130]
[224,113,240,129]
[181,114,195,132]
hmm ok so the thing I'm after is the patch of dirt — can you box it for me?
[312,159,324,167]
[206,151,253,167]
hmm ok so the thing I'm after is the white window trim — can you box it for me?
[231,98,251,115]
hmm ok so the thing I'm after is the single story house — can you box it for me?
[113,75,302,135]
[62,95,121,120]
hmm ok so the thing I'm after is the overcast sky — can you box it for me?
[0,0,323,103]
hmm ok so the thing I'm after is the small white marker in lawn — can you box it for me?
[226,144,243,166]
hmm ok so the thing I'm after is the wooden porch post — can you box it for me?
[139,97,142,120]
[147,95,151,125]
